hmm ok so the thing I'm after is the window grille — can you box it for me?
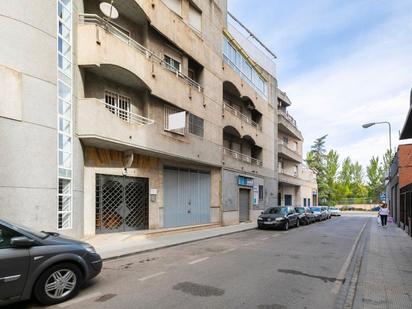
[105,90,131,122]
[188,113,204,137]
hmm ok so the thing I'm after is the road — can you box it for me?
[14,215,371,309]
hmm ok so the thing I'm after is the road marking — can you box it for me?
[261,237,269,240]
[331,221,368,294]
[222,248,237,254]
[57,292,103,307]
[138,271,166,281]
[189,257,210,265]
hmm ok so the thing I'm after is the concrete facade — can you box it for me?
[277,89,317,207]
[0,0,278,238]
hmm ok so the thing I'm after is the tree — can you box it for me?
[382,149,394,172]
[306,135,328,205]
[350,162,368,200]
[366,156,384,202]
[324,150,339,205]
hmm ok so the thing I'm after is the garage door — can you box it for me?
[164,167,211,228]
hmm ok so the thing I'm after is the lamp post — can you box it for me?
[362,121,392,206]
[362,121,392,156]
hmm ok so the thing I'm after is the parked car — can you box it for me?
[323,206,332,219]
[320,206,330,219]
[310,207,324,221]
[329,207,342,216]
[0,219,102,306]
[257,206,300,230]
[295,207,316,225]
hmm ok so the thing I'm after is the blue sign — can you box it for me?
[380,193,386,202]
[238,176,254,187]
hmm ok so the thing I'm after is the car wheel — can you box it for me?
[34,263,83,305]
[283,221,289,231]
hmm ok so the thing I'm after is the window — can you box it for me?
[162,0,181,15]
[189,3,202,33]
[282,136,288,144]
[259,185,264,201]
[164,55,181,72]
[105,90,131,122]
[303,198,307,207]
[308,198,311,207]
[223,36,268,98]
[57,0,73,229]
[0,226,21,249]
[188,113,204,137]
[164,104,185,135]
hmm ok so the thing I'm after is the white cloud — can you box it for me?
[282,12,412,168]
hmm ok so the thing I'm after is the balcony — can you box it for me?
[223,148,263,174]
[278,141,302,163]
[77,14,202,111]
[76,98,222,166]
[278,169,303,187]
[277,89,291,106]
[278,109,303,140]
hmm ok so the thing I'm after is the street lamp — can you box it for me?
[362,121,392,156]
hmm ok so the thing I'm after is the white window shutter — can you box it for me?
[189,5,202,32]
[162,0,181,15]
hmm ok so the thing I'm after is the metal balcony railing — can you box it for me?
[222,103,261,130]
[79,14,203,92]
[223,147,262,167]
[278,109,297,128]
[95,99,154,125]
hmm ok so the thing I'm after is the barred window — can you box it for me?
[188,113,204,137]
[164,55,181,72]
[105,90,131,122]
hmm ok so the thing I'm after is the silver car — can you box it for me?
[0,219,102,306]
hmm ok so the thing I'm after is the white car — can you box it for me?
[329,207,341,216]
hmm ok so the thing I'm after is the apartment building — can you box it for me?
[0,0,278,238]
[277,89,318,207]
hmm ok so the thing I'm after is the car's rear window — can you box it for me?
[295,207,305,214]
[264,207,287,215]
[311,207,321,212]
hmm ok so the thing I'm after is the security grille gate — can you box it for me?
[164,167,211,228]
[96,174,149,233]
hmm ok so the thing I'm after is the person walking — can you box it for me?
[379,203,389,227]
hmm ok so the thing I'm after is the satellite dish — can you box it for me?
[99,2,119,19]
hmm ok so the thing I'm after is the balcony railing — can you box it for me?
[93,99,154,125]
[278,109,297,127]
[222,103,261,130]
[223,147,262,167]
[279,168,298,177]
[79,14,203,92]
[278,140,299,153]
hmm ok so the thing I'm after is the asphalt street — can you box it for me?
[13,215,371,309]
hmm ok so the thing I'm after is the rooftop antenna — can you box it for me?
[99,1,119,20]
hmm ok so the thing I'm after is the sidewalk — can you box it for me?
[87,222,257,260]
[353,220,412,309]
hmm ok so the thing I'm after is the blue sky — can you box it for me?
[228,0,412,168]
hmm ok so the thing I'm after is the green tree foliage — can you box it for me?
[305,135,328,204]
[366,156,384,202]
[306,136,386,205]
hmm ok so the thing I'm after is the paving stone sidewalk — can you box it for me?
[87,222,257,260]
[353,220,412,309]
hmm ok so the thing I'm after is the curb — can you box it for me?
[101,226,257,261]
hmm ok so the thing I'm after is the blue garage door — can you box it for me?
[164,167,211,228]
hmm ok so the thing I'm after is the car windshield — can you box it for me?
[295,207,305,214]
[330,207,337,210]
[263,207,287,215]
[311,207,321,212]
[6,220,48,239]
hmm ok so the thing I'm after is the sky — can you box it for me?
[228,0,412,169]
